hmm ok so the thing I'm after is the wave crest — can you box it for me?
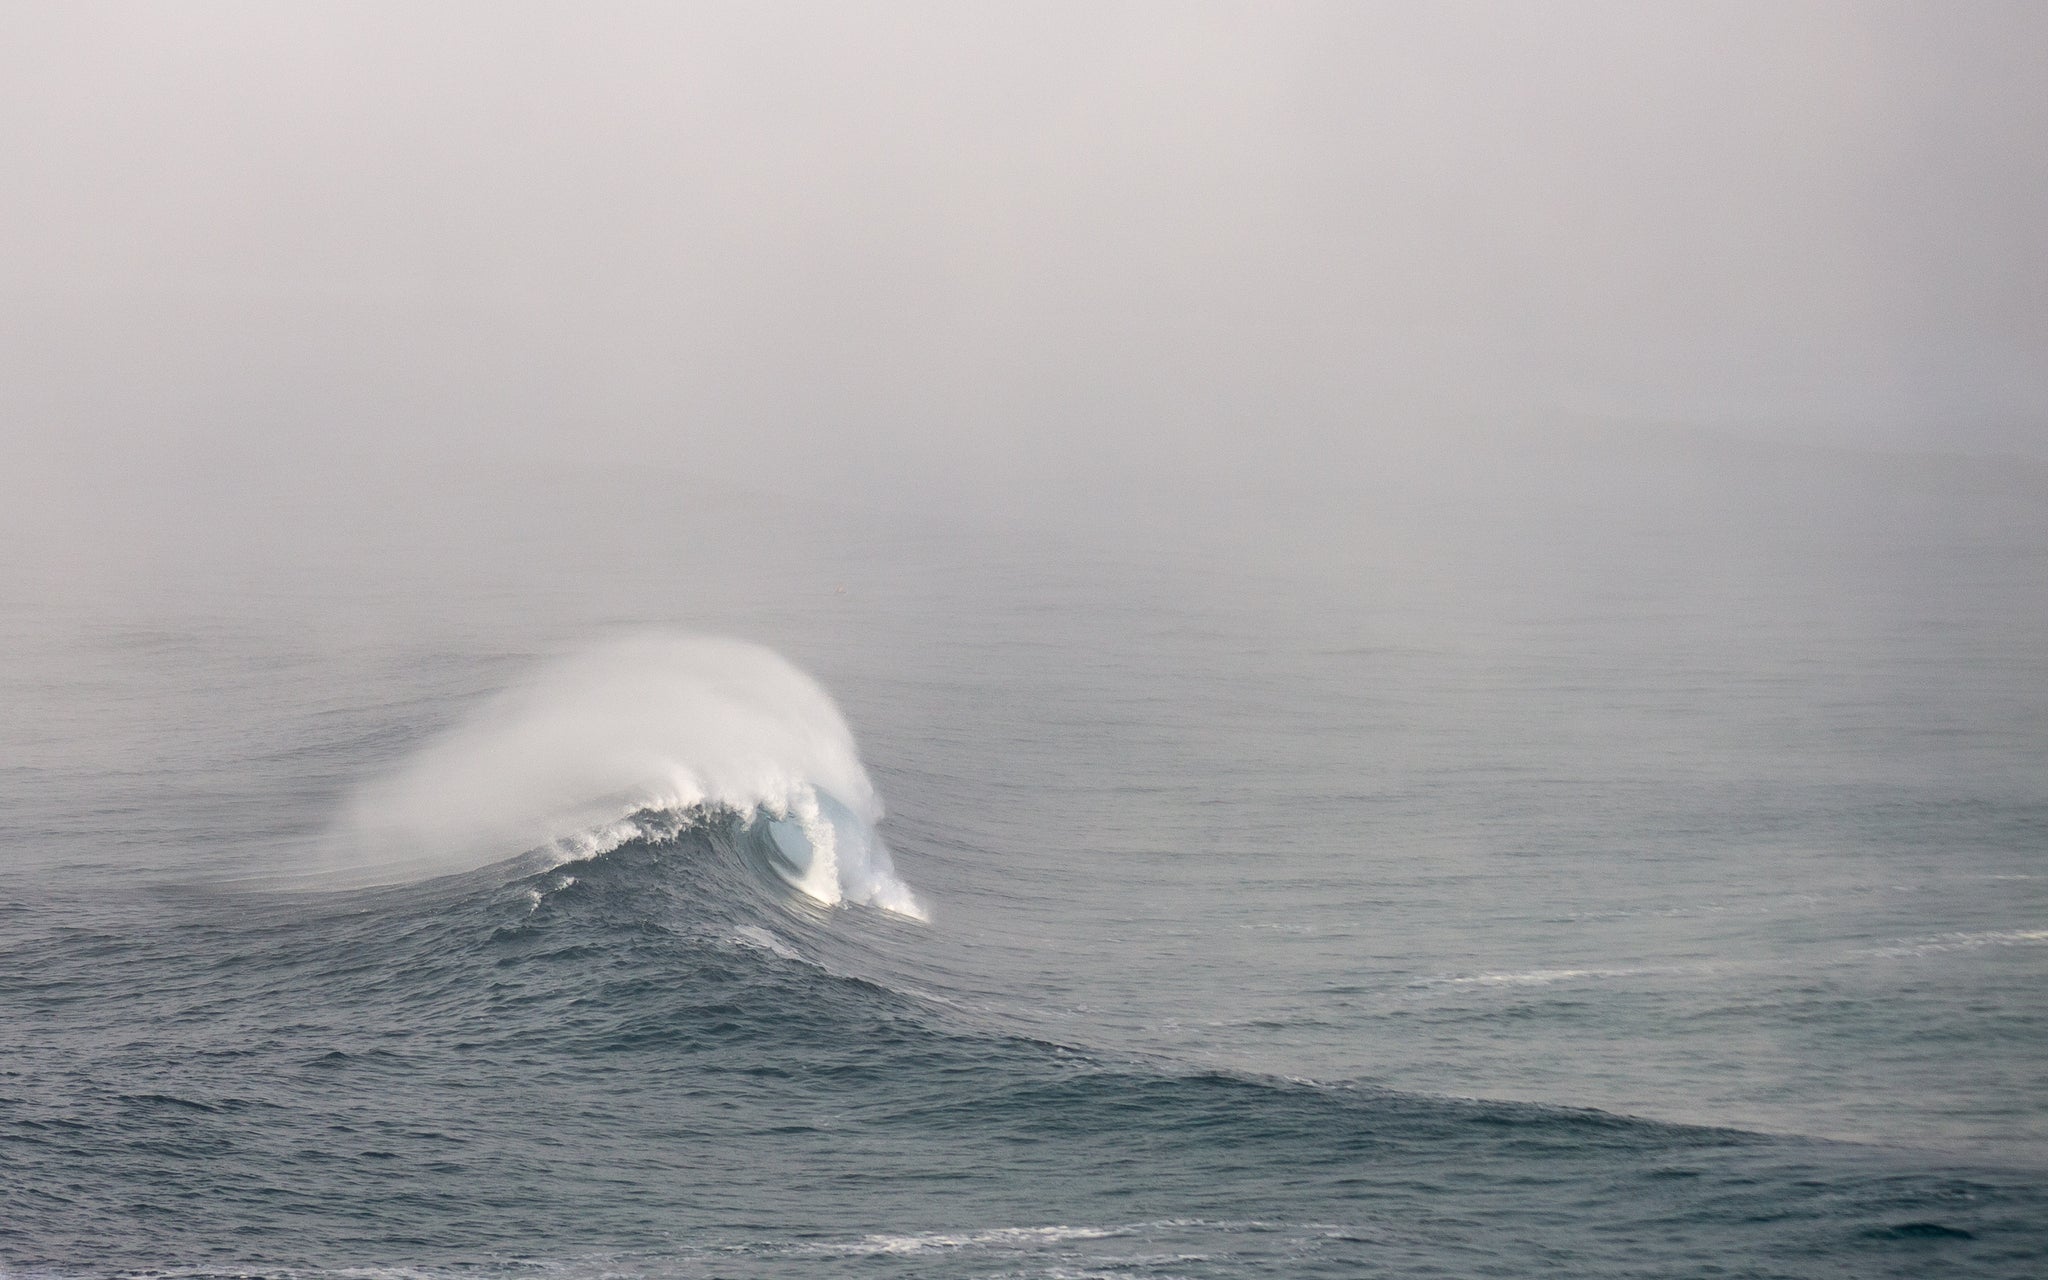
[326,633,924,917]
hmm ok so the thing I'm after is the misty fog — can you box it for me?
[4,2,2044,590]
[3,3,2044,822]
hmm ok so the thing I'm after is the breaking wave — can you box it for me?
[324,633,924,917]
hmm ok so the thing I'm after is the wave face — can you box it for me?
[328,634,923,917]
[4,825,2044,1280]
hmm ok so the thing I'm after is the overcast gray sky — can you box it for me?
[4,0,2044,537]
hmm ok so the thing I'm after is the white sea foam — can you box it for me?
[803,1224,1119,1256]
[1437,966,1642,986]
[325,633,924,917]
[789,1219,1278,1260]
[1865,928,2048,958]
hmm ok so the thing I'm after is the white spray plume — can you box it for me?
[327,633,922,916]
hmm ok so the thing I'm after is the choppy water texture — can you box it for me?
[2,438,2046,1277]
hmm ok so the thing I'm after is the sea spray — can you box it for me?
[324,633,924,916]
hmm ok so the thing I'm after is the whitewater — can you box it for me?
[328,633,923,917]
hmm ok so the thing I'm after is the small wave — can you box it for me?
[1431,966,1643,987]
[807,1223,1119,1257]
[728,923,804,962]
[517,871,580,915]
[1863,928,2048,959]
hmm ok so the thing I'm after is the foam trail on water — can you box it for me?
[325,633,924,917]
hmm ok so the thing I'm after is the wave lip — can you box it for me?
[326,633,924,917]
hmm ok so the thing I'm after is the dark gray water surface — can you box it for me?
[3,438,2044,1276]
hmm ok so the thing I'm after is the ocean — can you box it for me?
[2,434,2044,1277]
